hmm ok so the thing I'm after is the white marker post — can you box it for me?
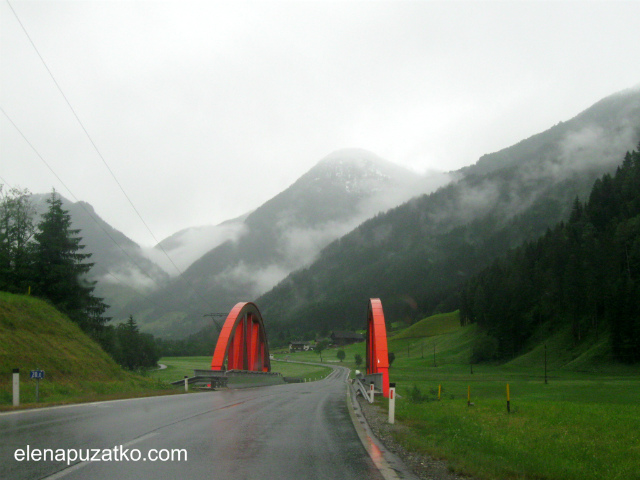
[369,382,375,403]
[13,369,19,406]
[388,383,396,424]
[184,375,188,393]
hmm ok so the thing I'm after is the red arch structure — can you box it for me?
[366,298,390,397]
[210,302,271,372]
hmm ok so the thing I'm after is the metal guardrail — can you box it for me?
[172,369,287,390]
[353,376,374,403]
[170,375,228,388]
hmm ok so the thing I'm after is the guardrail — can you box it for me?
[353,376,374,403]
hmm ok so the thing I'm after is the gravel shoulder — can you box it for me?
[356,394,478,480]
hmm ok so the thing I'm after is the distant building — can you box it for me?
[289,341,314,352]
[330,331,365,346]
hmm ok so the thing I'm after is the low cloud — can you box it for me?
[278,219,364,269]
[98,265,163,292]
[205,170,455,296]
[142,220,247,274]
[555,123,637,175]
[213,262,291,298]
[357,170,453,220]
[276,170,453,270]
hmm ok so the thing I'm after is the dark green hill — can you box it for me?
[460,145,640,363]
[382,310,633,374]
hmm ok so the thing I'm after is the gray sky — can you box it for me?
[2,0,639,246]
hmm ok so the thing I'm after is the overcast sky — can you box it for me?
[2,0,639,246]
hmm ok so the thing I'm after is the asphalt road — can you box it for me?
[1,366,387,480]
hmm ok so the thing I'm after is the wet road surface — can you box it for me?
[1,366,385,480]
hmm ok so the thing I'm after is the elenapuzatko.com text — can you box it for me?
[14,445,187,465]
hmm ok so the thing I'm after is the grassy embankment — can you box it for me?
[275,311,640,480]
[0,292,172,409]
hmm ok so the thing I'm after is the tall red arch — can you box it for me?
[211,302,271,372]
[366,298,390,397]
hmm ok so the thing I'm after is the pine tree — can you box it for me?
[114,315,159,370]
[116,316,140,370]
[0,186,35,292]
[32,191,108,331]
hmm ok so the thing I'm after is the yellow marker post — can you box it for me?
[438,384,441,401]
[506,383,511,413]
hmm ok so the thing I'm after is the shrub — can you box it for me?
[471,334,499,362]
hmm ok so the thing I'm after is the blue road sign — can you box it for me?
[30,370,45,379]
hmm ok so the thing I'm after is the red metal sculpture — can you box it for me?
[211,302,271,372]
[366,298,390,397]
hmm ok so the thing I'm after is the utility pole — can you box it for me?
[544,344,548,384]
[204,313,227,331]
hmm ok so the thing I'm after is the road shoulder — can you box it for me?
[351,390,476,480]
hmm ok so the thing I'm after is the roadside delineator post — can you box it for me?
[506,383,511,413]
[438,384,441,401]
[13,368,19,406]
[369,381,375,403]
[467,385,471,407]
[388,382,396,424]
[184,375,188,393]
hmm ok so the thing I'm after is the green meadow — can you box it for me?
[149,356,333,384]
[276,311,640,480]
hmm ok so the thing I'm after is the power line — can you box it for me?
[94,264,204,322]
[1,106,78,202]
[5,0,216,311]
[1,107,207,320]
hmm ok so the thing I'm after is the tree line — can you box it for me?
[0,189,158,370]
[459,145,640,363]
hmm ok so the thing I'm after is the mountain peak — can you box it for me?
[317,148,385,166]
[309,148,418,192]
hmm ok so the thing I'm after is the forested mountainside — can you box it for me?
[459,145,640,363]
[258,88,640,344]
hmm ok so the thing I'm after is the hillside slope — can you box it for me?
[0,292,156,405]
[459,144,640,363]
[258,88,640,340]
[385,311,629,373]
[29,194,169,315]
[126,149,448,337]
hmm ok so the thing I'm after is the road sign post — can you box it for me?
[30,370,45,403]
[13,369,19,406]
